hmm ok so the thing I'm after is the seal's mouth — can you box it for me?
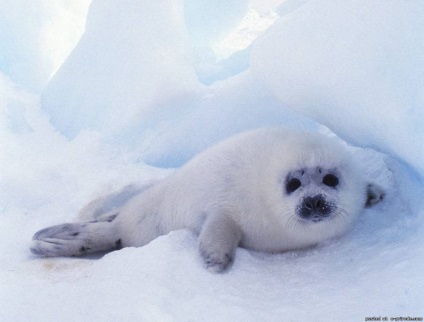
[308,214,331,223]
[296,213,334,225]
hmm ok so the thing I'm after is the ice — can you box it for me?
[1,0,424,320]
[184,0,249,51]
[251,0,424,176]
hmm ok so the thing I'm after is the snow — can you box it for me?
[251,0,424,176]
[42,0,201,139]
[0,0,91,92]
[141,71,319,167]
[1,0,424,321]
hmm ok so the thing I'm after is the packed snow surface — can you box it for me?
[1,0,423,321]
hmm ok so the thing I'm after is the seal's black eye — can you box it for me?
[286,178,301,194]
[323,174,339,188]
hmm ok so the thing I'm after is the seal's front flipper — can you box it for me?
[31,221,120,257]
[198,213,242,273]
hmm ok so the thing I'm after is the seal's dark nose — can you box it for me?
[299,195,332,221]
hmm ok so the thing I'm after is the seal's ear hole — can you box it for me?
[365,183,385,208]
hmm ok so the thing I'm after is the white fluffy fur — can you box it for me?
[31,128,383,272]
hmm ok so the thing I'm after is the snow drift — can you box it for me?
[42,0,201,140]
[251,0,424,176]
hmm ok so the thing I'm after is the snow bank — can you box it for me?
[251,0,424,176]
[42,0,201,139]
[39,0,424,177]
[0,0,90,91]
[40,0,289,158]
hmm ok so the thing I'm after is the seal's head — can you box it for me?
[268,132,385,248]
[285,167,351,224]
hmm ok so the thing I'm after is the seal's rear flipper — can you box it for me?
[79,183,155,221]
[31,221,121,257]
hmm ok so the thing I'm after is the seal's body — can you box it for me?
[31,128,384,272]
